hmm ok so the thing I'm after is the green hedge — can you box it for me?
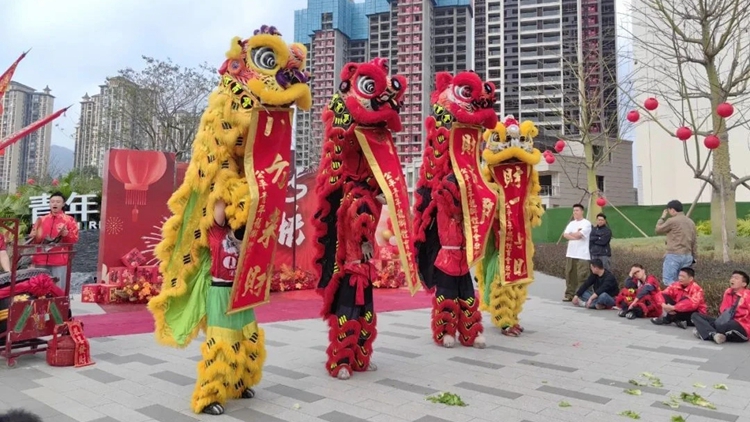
[532,202,750,243]
[533,242,736,315]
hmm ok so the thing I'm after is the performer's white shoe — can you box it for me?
[367,361,378,371]
[442,334,456,348]
[474,334,487,349]
[337,368,351,380]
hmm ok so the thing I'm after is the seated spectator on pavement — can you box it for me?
[615,264,663,319]
[651,267,707,329]
[692,271,750,344]
[572,259,618,309]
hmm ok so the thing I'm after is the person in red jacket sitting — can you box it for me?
[29,192,79,288]
[692,271,750,344]
[615,264,663,319]
[651,267,707,329]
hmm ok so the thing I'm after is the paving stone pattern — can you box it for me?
[2,273,750,421]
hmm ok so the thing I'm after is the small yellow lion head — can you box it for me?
[218,25,312,111]
[482,115,541,166]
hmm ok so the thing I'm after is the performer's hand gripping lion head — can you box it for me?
[334,57,407,131]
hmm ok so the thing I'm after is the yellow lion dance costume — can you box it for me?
[147,26,311,415]
[476,115,544,337]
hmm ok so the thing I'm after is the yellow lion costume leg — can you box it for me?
[191,285,266,414]
[511,284,528,330]
[489,284,518,332]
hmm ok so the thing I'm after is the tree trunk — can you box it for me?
[705,60,734,262]
[584,140,602,220]
[710,171,736,262]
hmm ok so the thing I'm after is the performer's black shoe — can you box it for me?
[241,388,256,399]
[202,402,224,415]
[618,310,627,317]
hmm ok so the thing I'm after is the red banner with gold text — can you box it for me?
[355,128,419,296]
[491,163,532,284]
[229,108,294,313]
[449,124,498,267]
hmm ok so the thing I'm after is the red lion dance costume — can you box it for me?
[313,58,419,379]
[412,72,498,348]
[615,274,663,318]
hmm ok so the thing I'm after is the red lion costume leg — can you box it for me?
[457,296,484,347]
[432,295,460,346]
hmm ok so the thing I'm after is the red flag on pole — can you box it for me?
[0,105,71,154]
[0,50,30,114]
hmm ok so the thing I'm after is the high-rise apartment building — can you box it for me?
[474,0,635,208]
[0,82,54,192]
[294,0,473,192]
[75,76,196,175]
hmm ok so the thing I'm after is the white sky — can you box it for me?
[1,0,632,151]
[0,0,308,150]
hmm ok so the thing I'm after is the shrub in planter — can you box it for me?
[533,242,738,316]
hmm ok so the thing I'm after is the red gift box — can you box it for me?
[99,283,124,304]
[135,266,160,284]
[106,267,134,286]
[81,284,102,303]
[121,248,146,269]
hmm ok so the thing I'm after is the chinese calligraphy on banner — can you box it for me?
[491,162,533,284]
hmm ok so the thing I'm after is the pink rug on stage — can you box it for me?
[77,288,432,338]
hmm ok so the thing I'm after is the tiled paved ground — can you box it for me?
[2,273,750,422]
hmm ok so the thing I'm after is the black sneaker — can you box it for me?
[618,310,627,317]
[626,312,636,320]
[674,320,688,329]
[651,317,665,325]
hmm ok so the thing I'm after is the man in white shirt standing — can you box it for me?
[562,203,592,301]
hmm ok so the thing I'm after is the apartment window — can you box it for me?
[596,175,605,192]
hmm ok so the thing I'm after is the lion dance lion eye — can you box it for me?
[251,47,277,70]
[357,76,376,95]
[454,85,472,100]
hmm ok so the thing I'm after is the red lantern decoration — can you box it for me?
[51,178,59,187]
[627,110,640,123]
[704,135,720,150]
[27,178,35,185]
[717,102,734,118]
[109,150,168,222]
[644,97,659,111]
[544,154,555,164]
[675,126,692,141]
[596,197,606,207]
[554,140,565,153]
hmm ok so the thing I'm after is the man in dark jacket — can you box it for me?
[572,259,619,309]
[590,213,612,271]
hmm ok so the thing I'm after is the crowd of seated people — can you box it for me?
[571,263,750,345]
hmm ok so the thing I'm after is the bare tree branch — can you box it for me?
[97,56,217,161]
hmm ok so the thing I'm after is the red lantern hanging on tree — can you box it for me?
[109,150,168,222]
[717,102,734,118]
[554,140,565,152]
[675,126,692,141]
[627,110,640,122]
[27,178,35,185]
[704,135,720,150]
[544,153,555,164]
[644,97,659,111]
[596,197,606,207]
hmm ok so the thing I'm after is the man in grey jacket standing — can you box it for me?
[656,200,697,286]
